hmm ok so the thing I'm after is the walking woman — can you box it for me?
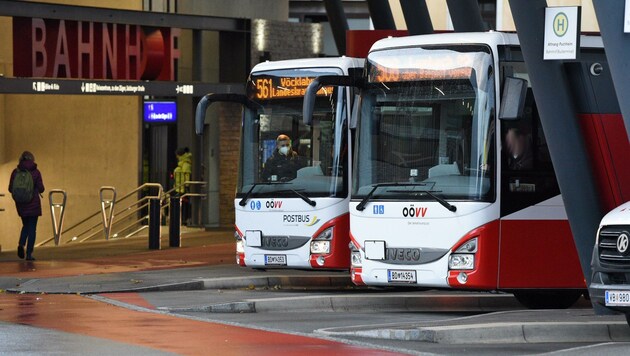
[8,151,45,261]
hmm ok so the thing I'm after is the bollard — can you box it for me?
[169,196,181,247]
[148,197,161,250]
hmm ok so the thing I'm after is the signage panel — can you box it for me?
[543,6,581,60]
[13,17,180,81]
[143,101,177,123]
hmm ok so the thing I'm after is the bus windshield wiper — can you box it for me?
[387,189,457,213]
[274,189,317,207]
[355,182,427,211]
[238,182,288,206]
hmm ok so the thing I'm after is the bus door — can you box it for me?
[497,67,582,288]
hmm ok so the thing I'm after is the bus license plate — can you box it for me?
[388,270,416,283]
[605,290,630,306]
[265,255,287,266]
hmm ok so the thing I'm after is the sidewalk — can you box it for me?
[0,228,234,279]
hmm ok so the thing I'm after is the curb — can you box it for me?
[162,294,521,314]
[315,321,630,344]
[201,275,353,290]
[6,275,352,294]
[6,280,206,295]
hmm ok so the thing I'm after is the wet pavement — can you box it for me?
[0,231,235,278]
[2,230,630,355]
[0,230,400,355]
[0,293,399,355]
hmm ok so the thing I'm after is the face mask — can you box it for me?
[279,146,290,156]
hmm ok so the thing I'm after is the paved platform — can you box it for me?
[0,293,396,355]
[2,228,630,353]
[316,309,630,344]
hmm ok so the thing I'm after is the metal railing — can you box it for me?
[37,181,205,247]
[37,183,164,247]
[162,180,207,225]
[49,190,67,246]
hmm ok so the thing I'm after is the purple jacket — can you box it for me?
[8,160,45,217]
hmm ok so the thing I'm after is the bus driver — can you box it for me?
[262,134,303,181]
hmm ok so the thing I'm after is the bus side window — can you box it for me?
[500,89,560,216]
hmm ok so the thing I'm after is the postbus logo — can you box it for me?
[402,205,428,218]
[553,12,568,37]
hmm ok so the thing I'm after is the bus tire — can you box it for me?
[513,290,583,309]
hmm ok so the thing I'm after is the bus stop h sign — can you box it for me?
[544,6,581,60]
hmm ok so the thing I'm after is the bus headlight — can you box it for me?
[236,239,245,253]
[314,227,333,240]
[455,238,477,253]
[311,240,331,254]
[351,251,362,267]
[235,230,244,253]
[448,254,474,270]
[311,227,333,254]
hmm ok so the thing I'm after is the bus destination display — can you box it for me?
[251,76,333,100]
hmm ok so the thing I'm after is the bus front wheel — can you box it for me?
[513,290,583,309]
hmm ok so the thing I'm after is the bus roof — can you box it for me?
[369,31,603,53]
[251,57,364,75]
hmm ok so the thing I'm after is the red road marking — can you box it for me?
[0,294,399,355]
[102,292,156,310]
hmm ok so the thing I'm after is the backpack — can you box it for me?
[11,169,34,203]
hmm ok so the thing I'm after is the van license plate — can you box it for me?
[388,270,416,283]
[605,290,630,306]
[265,255,287,266]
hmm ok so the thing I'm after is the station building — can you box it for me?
[0,0,601,251]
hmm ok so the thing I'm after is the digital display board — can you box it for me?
[250,76,334,100]
[368,65,473,83]
[144,101,177,122]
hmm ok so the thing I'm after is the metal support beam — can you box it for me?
[366,0,396,30]
[446,0,485,32]
[0,0,248,32]
[400,0,433,35]
[323,0,349,55]
[592,0,630,142]
[507,0,604,286]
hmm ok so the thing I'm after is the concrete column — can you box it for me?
[507,0,604,286]
[367,0,396,30]
[592,0,630,142]
[445,0,485,32]
[400,0,433,35]
[323,0,349,55]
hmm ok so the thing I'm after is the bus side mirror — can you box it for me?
[195,93,260,135]
[303,75,363,126]
[499,77,528,121]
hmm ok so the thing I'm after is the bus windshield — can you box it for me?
[238,68,348,199]
[353,45,495,202]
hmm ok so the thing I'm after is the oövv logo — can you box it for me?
[402,205,428,218]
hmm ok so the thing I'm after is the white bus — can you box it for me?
[196,57,363,269]
[305,32,618,308]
